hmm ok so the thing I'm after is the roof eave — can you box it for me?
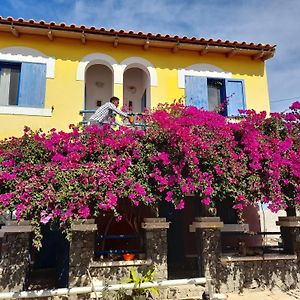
[0,20,276,61]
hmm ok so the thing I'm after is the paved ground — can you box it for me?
[227,289,300,300]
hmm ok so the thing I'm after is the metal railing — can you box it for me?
[0,278,210,299]
[79,109,148,129]
[221,231,283,254]
[95,234,143,256]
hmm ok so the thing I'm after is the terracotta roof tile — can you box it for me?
[0,16,276,52]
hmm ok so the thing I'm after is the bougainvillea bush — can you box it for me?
[0,102,299,247]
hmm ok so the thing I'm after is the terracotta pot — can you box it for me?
[123,253,135,261]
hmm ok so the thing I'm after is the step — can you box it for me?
[164,284,205,299]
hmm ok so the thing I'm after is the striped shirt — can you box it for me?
[89,102,128,124]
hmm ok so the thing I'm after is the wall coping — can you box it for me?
[221,254,297,263]
[71,223,97,231]
[142,218,170,229]
[195,217,221,222]
[221,223,249,233]
[73,219,95,224]
[71,219,97,231]
[278,216,300,222]
[143,218,166,223]
[276,221,300,227]
[189,221,224,232]
[141,222,170,229]
[0,225,33,233]
[90,259,152,268]
[0,220,33,233]
[5,220,31,226]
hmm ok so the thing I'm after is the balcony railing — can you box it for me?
[79,109,148,129]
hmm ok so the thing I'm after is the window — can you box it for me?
[185,76,246,116]
[0,62,21,106]
[207,78,224,111]
[0,61,46,108]
[95,213,145,261]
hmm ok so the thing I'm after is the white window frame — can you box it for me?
[0,47,54,116]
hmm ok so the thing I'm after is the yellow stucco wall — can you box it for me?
[0,32,270,139]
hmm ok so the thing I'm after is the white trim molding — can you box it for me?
[120,57,158,86]
[76,53,117,81]
[178,64,232,88]
[76,54,158,86]
[0,46,55,78]
[0,106,52,117]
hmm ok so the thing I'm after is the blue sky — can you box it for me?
[1,0,299,111]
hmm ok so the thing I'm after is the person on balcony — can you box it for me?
[89,96,134,126]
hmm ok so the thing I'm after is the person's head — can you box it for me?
[110,96,120,107]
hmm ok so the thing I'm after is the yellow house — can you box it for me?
[0,16,276,139]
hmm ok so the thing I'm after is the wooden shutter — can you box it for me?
[225,79,246,116]
[18,62,46,108]
[185,76,208,109]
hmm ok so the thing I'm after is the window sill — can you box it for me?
[90,259,152,268]
[0,106,52,117]
[221,253,297,263]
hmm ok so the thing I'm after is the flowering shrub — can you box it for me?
[232,102,300,212]
[0,102,299,247]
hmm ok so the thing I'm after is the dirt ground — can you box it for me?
[226,288,300,300]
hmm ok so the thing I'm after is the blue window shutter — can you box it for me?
[18,62,46,108]
[225,79,246,116]
[185,76,208,109]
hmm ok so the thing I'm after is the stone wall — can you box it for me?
[189,216,300,294]
[69,221,97,287]
[218,256,300,293]
[68,218,169,299]
[89,260,151,285]
[69,218,169,288]
[190,217,223,282]
[0,221,32,292]
[142,218,169,280]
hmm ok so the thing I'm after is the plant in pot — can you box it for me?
[123,253,135,261]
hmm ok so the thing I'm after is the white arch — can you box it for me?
[0,46,55,78]
[178,63,232,88]
[120,57,158,86]
[76,53,117,81]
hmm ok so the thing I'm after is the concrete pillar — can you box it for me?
[190,217,224,283]
[276,216,300,255]
[142,218,170,280]
[69,219,97,288]
[113,83,124,106]
[0,221,33,292]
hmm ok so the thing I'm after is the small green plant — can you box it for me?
[122,266,159,300]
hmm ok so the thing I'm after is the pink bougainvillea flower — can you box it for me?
[40,211,53,224]
[201,197,211,206]
[289,101,300,110]
[135,183,146,196]
[165,191,173,202]
[78,206,90,219]
[175,199,185,210]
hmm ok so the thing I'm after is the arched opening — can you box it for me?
[85,64,113,110]
[123,67,150,113]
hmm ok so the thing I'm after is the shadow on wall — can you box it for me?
[217,259,299,293]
